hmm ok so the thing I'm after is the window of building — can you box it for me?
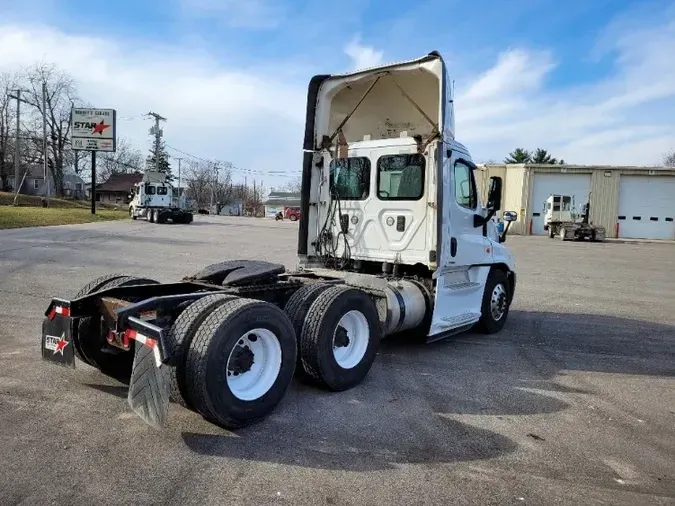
[376,154,425,200]
[76,182,82,191]
[453,161,477,209]
[33,179,39,190]
[329,157,370,200]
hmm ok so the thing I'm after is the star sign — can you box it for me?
[92,120,110,135]
[54,333,69,355]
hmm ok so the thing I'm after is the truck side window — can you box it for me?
[376,154,425,200]
[329,157,370,200]
[453,161,477,209]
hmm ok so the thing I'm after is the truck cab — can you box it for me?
[298,50,518,340]
[543,194,577,229]
[129,171,193,224]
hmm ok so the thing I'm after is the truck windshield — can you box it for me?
[157,187,168,196]
[146,186,156,195]
[329,157,370,200]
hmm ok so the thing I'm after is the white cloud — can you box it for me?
[0,5,673,192]
[344,37,384,71]
[0,23,307,186]
[455,15,675,165]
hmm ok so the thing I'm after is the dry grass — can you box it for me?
[0,206,128,229]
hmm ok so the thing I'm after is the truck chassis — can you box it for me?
[131,205,194,224]
[40,259,513,430]
[547,221,606,241]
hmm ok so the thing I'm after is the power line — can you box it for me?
[164,143,301,178]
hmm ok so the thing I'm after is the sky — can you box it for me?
[0,0,674,188]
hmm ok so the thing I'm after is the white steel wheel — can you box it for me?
[226,328,282,401]
[490,283,508,322]
[332,310,370,369]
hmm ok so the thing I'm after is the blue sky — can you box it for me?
[1,0,674,187]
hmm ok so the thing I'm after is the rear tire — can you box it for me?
[166,293,238,409]
[72,273,128,365]
[185,298,297,429]
[77,275,159,383]
[283,283,331,380]
[148,209,155,223]
[474,269,510,334]
[299,286,381,391]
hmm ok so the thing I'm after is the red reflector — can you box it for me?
[47,308,57,321]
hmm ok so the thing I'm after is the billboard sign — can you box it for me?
[71,108,116,152]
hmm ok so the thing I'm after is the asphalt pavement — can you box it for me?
[1,216,674,505]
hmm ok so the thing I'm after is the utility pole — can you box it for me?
[42,82,49,198]
[175,157,183,208]
[145,111,166,172]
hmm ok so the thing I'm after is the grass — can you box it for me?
[0,207,128,229]
[0,192,118,209]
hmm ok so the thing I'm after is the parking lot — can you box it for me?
[1,215,674,505]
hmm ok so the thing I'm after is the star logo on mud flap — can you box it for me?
[53,332,69,356]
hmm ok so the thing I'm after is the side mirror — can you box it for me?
[487,176,502,211]
[503,211,517,222]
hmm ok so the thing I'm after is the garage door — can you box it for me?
[617,176,675,240]
[529,173,591,235]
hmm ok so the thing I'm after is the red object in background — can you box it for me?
[284,207,300,222]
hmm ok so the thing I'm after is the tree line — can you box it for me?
[502,147,675,167]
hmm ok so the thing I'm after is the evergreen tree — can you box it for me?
[531,148,557,164]
[504,148,531,164]
[146,139,173,181]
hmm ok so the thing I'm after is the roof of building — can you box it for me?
[97,172,144,192]
[265,199,301,207]
[265,192,300,207]
[480,163,674,171]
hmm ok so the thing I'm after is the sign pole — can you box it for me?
[91,151,97,215]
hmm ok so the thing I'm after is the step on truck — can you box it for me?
[128,171,193,224]
[41,51,518,430]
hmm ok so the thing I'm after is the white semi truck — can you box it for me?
[40,51,518,430]
[543,193,605,241]
[128,171,193,224]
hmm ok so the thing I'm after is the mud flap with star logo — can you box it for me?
[127,341,171,429]
[41,314,76,369]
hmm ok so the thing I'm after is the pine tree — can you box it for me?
[146,139,173,181]
[504,148,531,164]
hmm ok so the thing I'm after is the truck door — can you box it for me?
[441,154,493,268]
[428,151,494,337]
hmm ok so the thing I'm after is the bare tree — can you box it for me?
[0,72,18,190]
[184,160,214,210]
[276,175,302,193]
[98,137,144,182]
[663,150,675,168]
[22,62,79,196]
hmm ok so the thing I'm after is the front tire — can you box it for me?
[185,298,297,429]
[474,269,510,334]
[299,286,381,391]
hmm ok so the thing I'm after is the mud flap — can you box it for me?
[41,310,76,369]
[127,341,171,430]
